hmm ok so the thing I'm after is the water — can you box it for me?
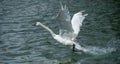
[0,0,120,64]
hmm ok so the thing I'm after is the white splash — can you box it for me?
[82,46,116,55]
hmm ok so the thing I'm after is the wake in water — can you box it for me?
[77,46,116,55]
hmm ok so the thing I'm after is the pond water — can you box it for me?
[0,0,120,64]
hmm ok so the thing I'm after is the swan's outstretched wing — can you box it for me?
[71,11,88,38]
[56,4,74,39]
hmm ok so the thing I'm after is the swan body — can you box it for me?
[36,4,88,52]
[54,35,73,45]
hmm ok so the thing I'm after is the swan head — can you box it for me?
[36,22,41,26]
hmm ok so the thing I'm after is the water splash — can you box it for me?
[82,46,116,55]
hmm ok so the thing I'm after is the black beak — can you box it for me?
[32,23,36,26]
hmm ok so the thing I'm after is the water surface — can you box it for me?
[0,0,120,64]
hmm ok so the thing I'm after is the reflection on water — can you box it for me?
[0,0,120,64]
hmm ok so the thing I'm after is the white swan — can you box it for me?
[36,4,88,52]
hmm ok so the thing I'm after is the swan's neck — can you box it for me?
[36,22,56,37]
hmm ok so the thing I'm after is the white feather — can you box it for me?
[71,11,88,35]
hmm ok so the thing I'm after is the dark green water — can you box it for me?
[0,0,120,64]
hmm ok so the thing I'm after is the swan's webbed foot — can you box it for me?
[72,44,83,52]
[72,44,76,52]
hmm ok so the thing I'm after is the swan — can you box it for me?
[36,4,88,52]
